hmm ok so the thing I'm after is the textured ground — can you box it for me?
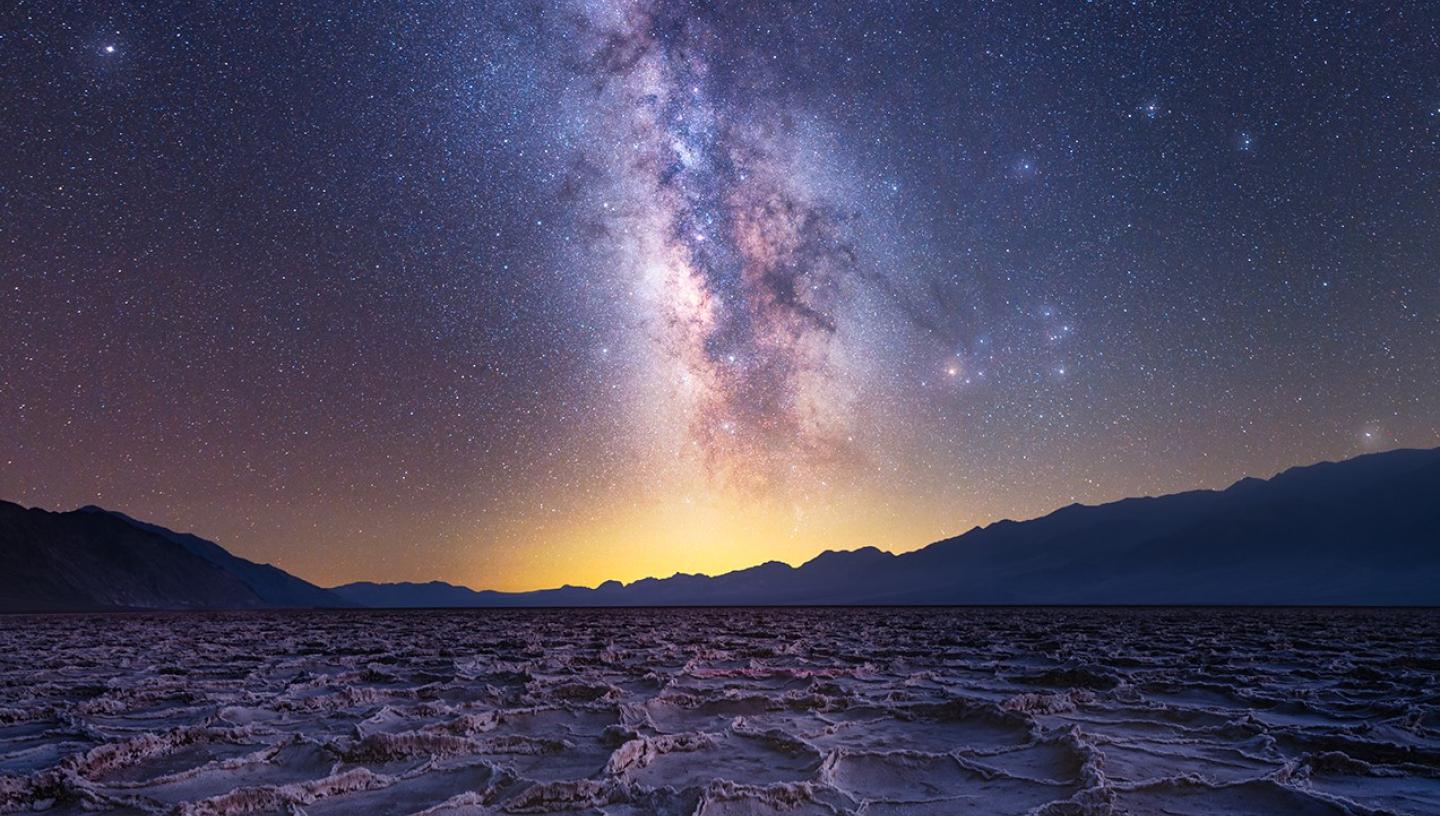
[1,608,1437,815]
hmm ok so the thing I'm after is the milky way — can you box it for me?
[573,1,865,490]
[1,0,1437,589]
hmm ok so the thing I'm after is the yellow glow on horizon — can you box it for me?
[457,485,962,593]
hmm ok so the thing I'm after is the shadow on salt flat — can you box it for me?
[615,731,822,789]
[1116,777,1363,815]
[123,741,335,805]
[822,750,1077,814]
[301,761,508,816]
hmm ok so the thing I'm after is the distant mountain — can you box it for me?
[331,446,1440,607]
[0,502,350,611]
[328,547,903,608]
[76,507,348,608]
[4,447,1438,611]
[0,501,265,611]
[332,580,513,608]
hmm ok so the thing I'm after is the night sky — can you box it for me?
[2,1,1437,590]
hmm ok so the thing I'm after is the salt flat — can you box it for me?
[1,608,1436,815]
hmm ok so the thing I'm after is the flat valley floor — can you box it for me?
[1,608,1437,815]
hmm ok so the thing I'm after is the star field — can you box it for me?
[1,0,1437,590]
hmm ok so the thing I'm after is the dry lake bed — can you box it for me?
[1,608,1437,815]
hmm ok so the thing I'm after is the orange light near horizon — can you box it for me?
[450,476,964,593]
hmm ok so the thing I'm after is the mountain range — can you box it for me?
[0,503,350,610]
[3,446,1438,611]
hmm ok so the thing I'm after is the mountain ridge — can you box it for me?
[0,502,267,611]
[3,446,1438,610]
[0,503,351,611]
[75,506,352,608]
[328,446,1440,606]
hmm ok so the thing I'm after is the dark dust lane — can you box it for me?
[1,608,1437,815]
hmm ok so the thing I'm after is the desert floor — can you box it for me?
[1,607,1437,814]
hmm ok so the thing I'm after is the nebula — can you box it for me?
[576,1,858,489]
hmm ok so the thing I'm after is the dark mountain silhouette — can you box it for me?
[0,501,266,611]
[76,507,349,608]
[331,446,1440,607]
[333,580,507,608]
[0,502,349,611]
[3,446,1437,611]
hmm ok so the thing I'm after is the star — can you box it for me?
[2,0,1435,595]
